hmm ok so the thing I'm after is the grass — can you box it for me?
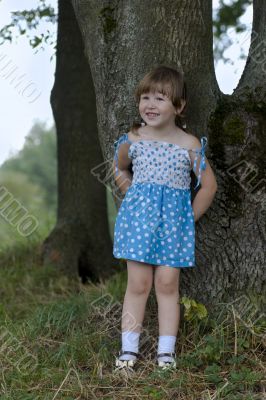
[0,240,265,399]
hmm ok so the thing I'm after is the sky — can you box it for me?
[0,0,253,166]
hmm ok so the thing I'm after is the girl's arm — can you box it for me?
[189,136,218,222]
[113,141,133,195]
[192,158,217,222]
[117,142,132,170]
[112,160,132,195]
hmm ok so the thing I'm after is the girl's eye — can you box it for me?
[140,95,164,100]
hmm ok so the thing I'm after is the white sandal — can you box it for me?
[114,350,139,374]
[157,352,177,369]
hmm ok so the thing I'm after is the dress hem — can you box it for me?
[113,253,195,268]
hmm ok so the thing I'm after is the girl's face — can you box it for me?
[139,90,179,129]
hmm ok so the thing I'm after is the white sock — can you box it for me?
[157,335,176,362]
[119,330,140,361]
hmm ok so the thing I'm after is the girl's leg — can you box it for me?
[122,260,154,332]
[154,266,181,362]
[119,260,153,361]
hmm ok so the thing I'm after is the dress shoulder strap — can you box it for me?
[113,133,132,177]
[189,136,208,189]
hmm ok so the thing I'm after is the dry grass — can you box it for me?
[0,241,265,399]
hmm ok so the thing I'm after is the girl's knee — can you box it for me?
[155,282,179,296]
[154,274,180,296]
[127,278,152,296]
[127,260,153,295]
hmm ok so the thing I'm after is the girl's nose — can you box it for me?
[147,98,156,108]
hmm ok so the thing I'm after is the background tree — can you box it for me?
[40,0,118,281]
[0,122,57,249]
[1,121,57,210]
[0,169,52,248]
[0,0,118,282]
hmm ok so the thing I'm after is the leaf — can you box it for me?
[30,35,43,49]
[180,296,208,321]
[196,303,208,319]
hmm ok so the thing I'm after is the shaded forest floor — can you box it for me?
[0,241,265,400]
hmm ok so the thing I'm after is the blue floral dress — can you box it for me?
[112,132,207,268]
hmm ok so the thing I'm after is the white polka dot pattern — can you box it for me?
[113,132,207,268]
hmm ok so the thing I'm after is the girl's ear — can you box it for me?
[175,99,186,115]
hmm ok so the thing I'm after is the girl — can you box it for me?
[112,65,217,372]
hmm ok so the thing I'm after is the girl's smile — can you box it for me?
[139,91,178,130]
[146,112,160,119]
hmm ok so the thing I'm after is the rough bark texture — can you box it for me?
[71,0,265,310]
[72,0,220,208]
[41,0,118,282]
[205,0,266,306]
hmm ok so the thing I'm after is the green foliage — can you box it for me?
[213,0,252,63]
[204,363,223,384]
[0,170,44,209]
[228,366,264,391]
[0,121,57,249]
[181,296,208,321]
[27,296,89,340]
[226,354,247,365]
[143,386,164,399]
[0,0,57,52]
[196,334,225,363]
[104,269,127,301]
[0,170,53,249]
[214,0,252,37]
[1,121,57,210]
[176,352,204,369]
[0,0,252,65]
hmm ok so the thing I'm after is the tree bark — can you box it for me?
[72,0,220,207]
[71,0,265,310]
[41,0,117,282]
[206,0,266,307]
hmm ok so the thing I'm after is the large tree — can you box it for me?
[68,0,266,309]
[0,0,118,282]
[40,0,118,282]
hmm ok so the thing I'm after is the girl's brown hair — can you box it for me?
[131,65,187,135]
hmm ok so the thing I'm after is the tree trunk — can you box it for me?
[71,0,266,310]
[41,0,118,283]
[72,0,220,208]
[206,0,266,307]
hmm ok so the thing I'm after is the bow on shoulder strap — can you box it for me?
[192,136,208,190]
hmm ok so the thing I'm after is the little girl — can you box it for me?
[112,65,217,372]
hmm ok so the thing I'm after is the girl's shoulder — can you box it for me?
[128,125,142,143]
[126,129,207,150]
[184,132,208,152]
[182,132,201,151]
[128,131,141,143]
[114,130,141,152]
